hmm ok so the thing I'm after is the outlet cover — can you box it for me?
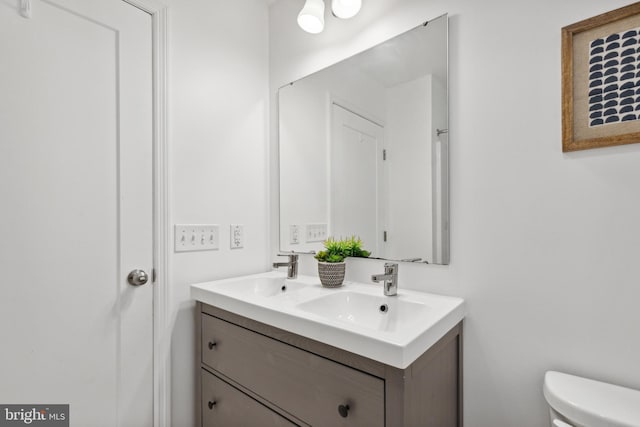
[289,225,300,244]
[230,224,244,249]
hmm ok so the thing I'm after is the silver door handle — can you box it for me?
[127,269,149,286]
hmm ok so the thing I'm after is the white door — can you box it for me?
[330,104,385,256]
[0,1,154,425]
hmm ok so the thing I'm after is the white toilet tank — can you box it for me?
[543,371,640,427]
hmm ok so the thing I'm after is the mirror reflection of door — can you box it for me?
[330,104,385,257]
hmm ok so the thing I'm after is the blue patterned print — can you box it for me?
[589,27,640,127]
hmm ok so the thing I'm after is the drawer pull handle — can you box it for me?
[338,404,350,418]
[207,400,217,410]
[208,341,217,349]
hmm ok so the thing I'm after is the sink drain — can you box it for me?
[281,285,287,292]
[379,304,389,313]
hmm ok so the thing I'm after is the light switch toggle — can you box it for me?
[175,224,220,252]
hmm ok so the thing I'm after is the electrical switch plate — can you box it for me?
[306,223,327,242]
[289,225,300,244]
[174,224,220,252]
[230,224,244,249]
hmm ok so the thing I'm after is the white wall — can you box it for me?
[167,1,269,425]
[270,0,640,426]
[385,75,432,261]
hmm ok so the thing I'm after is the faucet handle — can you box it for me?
[384,262,398,274]
[371,263,398,281]
[277,253,298,261]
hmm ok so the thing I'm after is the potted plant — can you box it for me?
[315,236,370,288]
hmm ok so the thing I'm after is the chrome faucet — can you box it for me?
[371,263,398,296]
[273,253,299,279]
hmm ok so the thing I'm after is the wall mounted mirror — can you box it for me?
[278,14,449,264]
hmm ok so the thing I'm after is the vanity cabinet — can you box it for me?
[197,302,463,427]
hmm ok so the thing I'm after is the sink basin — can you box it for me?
[191,272,465,369]
[213,275,309,298]
[296,291,428,332]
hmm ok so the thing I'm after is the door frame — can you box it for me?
[121,1,170,426]
[327,95,386,256]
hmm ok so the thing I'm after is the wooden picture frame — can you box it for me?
[562,2,640,151]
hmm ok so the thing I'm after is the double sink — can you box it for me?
[191,271,464,369]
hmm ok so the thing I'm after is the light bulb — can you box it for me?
[331,0,361,19]
[298,0,325,34]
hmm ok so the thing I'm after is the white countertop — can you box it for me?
[191,271,465,369]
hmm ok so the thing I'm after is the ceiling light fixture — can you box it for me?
[297,0,325,34]
[331,0,361,19]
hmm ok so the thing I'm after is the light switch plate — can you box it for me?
[175,224,220,252]
[306,223,327,242]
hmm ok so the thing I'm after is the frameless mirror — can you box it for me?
[278,14,449,264]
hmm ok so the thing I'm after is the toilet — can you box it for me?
[543,371,640,427]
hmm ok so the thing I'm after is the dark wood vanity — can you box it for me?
[197,301,463,427]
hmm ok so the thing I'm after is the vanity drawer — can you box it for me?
[201,313,384,427]
[202,369,298,427]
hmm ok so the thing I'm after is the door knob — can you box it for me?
[127,269,149,286]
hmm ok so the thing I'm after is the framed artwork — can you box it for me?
[562,2,640,151]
